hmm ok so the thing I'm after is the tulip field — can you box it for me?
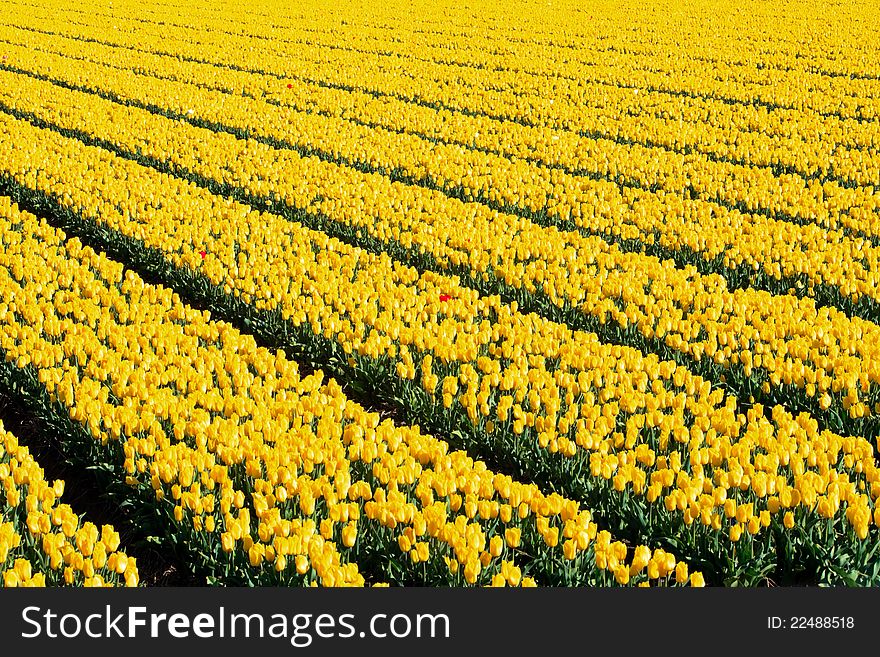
[0,0,879,587]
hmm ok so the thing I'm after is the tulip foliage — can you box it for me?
[0,0,879,586]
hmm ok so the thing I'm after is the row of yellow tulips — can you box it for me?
[64,0,879,85]
[12,0,880,125]
[0,196,695,586]
[0,111,877,583]
[5,5,879,195]
[0,61,877,436]
[5,27,878,251]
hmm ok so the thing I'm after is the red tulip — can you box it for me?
[199,250,206,258]
[439,294,451,302]
[287,83,293,88]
